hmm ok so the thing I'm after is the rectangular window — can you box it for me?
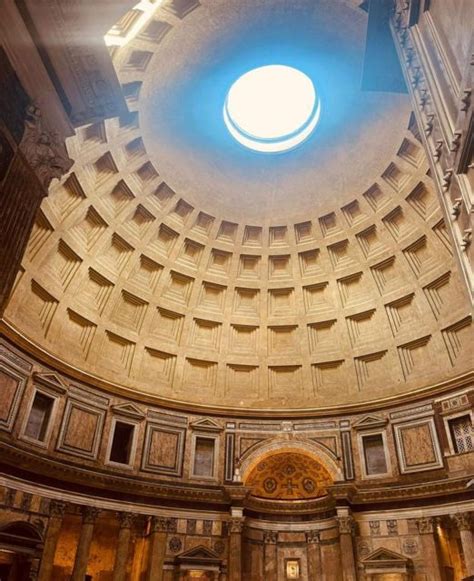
[193,436,215,477]
[449,415,473,454]
[24,392,54,442]
[362,434,388,476]
[109,421,135,465]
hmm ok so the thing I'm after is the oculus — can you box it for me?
[223,65,320,153]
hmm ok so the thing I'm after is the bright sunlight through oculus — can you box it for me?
[224,65,320,153]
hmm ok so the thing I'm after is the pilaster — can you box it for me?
[337,514,357,581]
[37,500,66,581]
[228,517,244,581]
[306,531,322,580]
[452,512,474,577]
[263,530,277,581]
[415,517,443,581]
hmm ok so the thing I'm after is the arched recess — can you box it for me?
[238,437,343,483]
[0,520,44,580]
[0,520,44,546]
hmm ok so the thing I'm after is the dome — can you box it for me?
[0,1,473,580]
[2,0,471,413]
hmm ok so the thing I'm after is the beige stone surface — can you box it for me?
[1,0,473,413]
[4,122,471,410]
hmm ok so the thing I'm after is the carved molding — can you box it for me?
[111,403,146,421]
[1,438,472,515]
[390,0,473,297]
[21,0,129,126]
[32,372,68,394]
[190,417,223,432]
[415,516,436,535]
[352,415,388,430]
[19,105,72,189]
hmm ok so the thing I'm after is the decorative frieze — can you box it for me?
[263,530,277,544]
[369,521,380,536]
[387,520,398,536]
[415,517,436,535]
[305,531,320,544]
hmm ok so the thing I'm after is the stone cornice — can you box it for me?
[0,439,472,514]
[245,495,335,517]
[223,484,252,506]
[0,441,228,508]
[352,477,473,504]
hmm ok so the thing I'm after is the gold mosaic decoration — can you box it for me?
[245,452,333,500]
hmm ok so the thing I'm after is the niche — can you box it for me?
[109,421,135,465]
[24,392,54,442]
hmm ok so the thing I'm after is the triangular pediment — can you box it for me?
[111,403,145,420]
[190,417,222,432]
[353,414,387,430]
[33,372,68,394]
[176,544,221,563]
[363,547,409,564]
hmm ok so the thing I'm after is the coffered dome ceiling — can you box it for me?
[3,0,472,412]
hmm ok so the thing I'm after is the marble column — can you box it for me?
[452,512,474,577]
[263,531,277,581]
[37,500,66,581]
[416,517,443,581]
[71,506,100,581]
[146,517,169,581]
[228,518,244,581]
[337,516,357,581]
[112,512,136,581]
[306,531,322,580]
